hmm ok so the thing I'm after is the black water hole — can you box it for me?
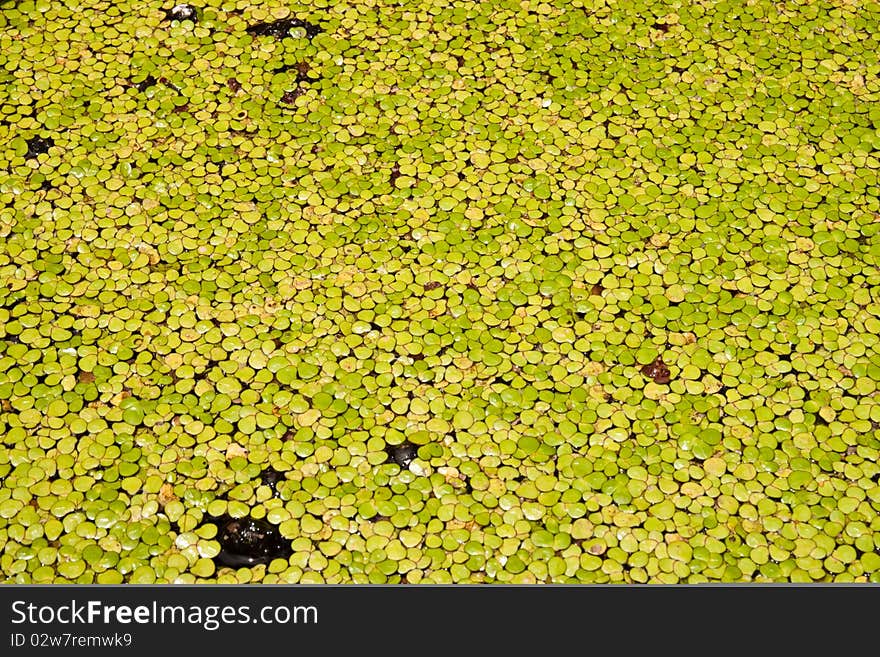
[128,74,155,92]
[259,465,286,496]
[246,18,322,40]
[25,136,54,159]
[211,515,292,568]
[386,441,418,468]
[281,88,305,104]
[165,4,199,22]
[273,61,319,83]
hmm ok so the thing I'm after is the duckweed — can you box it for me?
[0,0,879,584]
